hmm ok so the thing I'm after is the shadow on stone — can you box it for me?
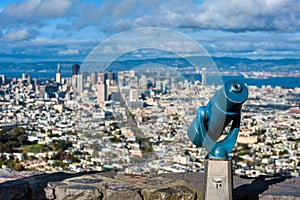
[233,175,291,200]
[69,178,103,184]
[0,171,100,200]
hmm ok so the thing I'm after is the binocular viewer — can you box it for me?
[187,79,248,159]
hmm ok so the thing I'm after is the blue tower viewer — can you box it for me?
[187,79,248,159]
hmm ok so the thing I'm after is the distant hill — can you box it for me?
[212,57,300,73]
[0,57,299,75]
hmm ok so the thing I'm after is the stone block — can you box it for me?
[141,185,195,200]
[45,182,67,200]
[104,183,142,200]
[54,184,102,200]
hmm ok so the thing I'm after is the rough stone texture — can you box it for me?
[55,185,102,200]
[0,171,299,200]
[141,185,195,200]
[0,171,99,200]
[143,177,174,185]
[45,182,67,199]
[105,183,142,200]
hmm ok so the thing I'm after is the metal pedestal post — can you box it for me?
[203,159,233,200]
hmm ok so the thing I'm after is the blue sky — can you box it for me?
[0,0,299,62]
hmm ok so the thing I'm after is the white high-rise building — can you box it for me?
[56,63,61,84]
[139,75,147,90]
[0,75,6,85]
[202,67,206,86]
[97,83,106,107]
[77,74,83,95]
[130,89,139,100]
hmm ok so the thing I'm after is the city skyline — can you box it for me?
[0,65,299,176]
[0,0,299,62]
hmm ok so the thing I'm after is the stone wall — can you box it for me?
[0,171,299,200]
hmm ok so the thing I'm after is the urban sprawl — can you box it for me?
[0,63,299,182]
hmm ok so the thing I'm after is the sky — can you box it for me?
[0,0,299,62]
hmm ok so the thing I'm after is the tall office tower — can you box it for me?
[72,75,77,92]
[163,82,168,94]
[107,72,115,86]
[139,75,147,90]
[27,74,31,85]
[129,77,139,88]
[96,72,108,107]
[72,64,80,76]
[97,82,107,107]
[98,72,107,84]
[22,73,27,81]
[77,74,83,95]
[118,73,126,87]
[0,75,6,85]
[130,89,139,100]
[202,67,206,87]
[91,71,98,86]
[72,64,80,94]
[82,71,88,81]
[32,78,38,90]
[85,76,91,89]
[107,85,119,101]
[56,63,62,84]
[39,85,46,99]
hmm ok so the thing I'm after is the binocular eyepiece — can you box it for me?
[187,79,248,159]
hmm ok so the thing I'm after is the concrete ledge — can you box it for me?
[0,171,299,200]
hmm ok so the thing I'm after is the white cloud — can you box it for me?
[70,0,300,33]
[0,0,299,61]
[193,0,300,32]
[1,0,299,33]
[2,29,33,41]
[58,48,80,56]
[34,0,72,18]
[0,0,72,27]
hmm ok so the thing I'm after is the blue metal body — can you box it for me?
[187,79,248,159]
